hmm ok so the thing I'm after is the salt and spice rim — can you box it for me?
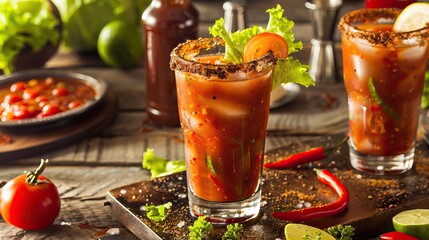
[338,8,429,47]
[169,37,276,80]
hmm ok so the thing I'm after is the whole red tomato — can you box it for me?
[0,159,61,230]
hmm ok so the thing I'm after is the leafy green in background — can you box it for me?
[52,0,150,52]
[421,71,429,109]
[0,0,60,74]
[142,148,186,178]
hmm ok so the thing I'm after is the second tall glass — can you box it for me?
[170,37,275,224]
[339,9,429,174]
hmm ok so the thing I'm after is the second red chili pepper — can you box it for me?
[272,169,349,221]
[264,135,349,169]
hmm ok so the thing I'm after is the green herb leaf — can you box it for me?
[208,4,314,89]
[142,148,186,178]
[145,202,172,222]
[189,216,213,240]
[368,78,398,119]
[0,0,60,74]
[326,224,355,240]
[421,71,429,109]
[222,223,243,240]
[206,156,216,175]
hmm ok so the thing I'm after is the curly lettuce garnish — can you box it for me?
[209,4,314,90]
[144,202,172,222]
[142,148,186,178]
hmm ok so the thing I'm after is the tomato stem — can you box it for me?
[0,181,6,188]
[26,159,49,185]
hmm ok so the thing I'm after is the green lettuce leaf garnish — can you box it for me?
[0,0,60,74]
[142,148,186,178]
[209,4,314,90]
[144,202,172,222]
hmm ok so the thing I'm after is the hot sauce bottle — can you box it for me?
[142,0,199,127]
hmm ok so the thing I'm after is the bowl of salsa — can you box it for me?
[0,70,107,128]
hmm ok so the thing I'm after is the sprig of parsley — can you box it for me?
[144,202,172,222]
[222,223,243,240]
[188,216,243,240]
[327,225,355,240]
[189,216,213,240]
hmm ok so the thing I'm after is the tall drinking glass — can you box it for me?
[339,9,429,174]
[170,37,275,224]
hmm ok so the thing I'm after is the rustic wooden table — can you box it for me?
[1,1,398,239]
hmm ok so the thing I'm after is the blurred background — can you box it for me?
[192,0,364,41]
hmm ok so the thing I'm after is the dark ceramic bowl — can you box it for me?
[0,69,108,128]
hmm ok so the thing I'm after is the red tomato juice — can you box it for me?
[342,24,428,156]
[175,55,272,202]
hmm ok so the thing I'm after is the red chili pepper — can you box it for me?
[264,147,327,169]
[209,174,234,200]
[272,169,349,221]
[264,135,349,169]
[380,231,419,240]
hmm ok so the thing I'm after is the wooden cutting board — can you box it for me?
[106,135,429,239]
[0,90,117,160]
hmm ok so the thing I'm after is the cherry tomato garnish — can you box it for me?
[1,110,14,121]
[13,107,31,119]
[23,89,40,100]
[243,32,288,63]
[9,82,27,92]
[0,78,95,121]
[35,95,49,103]
[0,159,61,230]
[40,104,61,117]
[380,231,419,240]
[3,94,22,105]
[68,100,82,109]
[52,87,68,97]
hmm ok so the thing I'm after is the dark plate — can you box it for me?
[0,69,107,128]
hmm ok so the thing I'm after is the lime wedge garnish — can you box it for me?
[284,223,335,240]
[393,209,429,239]
[393,2,429,32]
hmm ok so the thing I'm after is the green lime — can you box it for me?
[284,223,335,240]
[393,209,429,239]
[97,20,143,68]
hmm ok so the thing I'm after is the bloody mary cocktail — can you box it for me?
[170,37,275,224]
[339,8,429,174]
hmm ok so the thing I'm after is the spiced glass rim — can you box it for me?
[338,8,429,47]
[170,37,275,80]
